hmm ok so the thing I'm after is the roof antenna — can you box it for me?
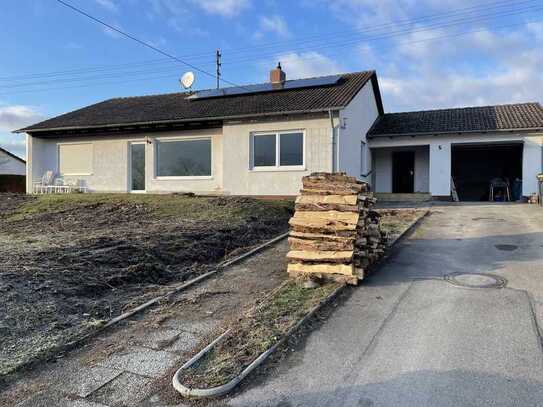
[216,49,222,89]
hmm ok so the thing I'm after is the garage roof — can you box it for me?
[368,102,543,137]
[17,71,383,134]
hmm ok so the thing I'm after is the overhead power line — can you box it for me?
[0,1,540,95]
[53,0,244,88]
[2,13,541,97]
[1,0,537,84]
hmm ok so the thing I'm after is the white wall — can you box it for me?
[371,146,430,193]
[27,114,334,195]
[27,129,223,194]
[369,131,543,197]
[0,150,25,175]
[373,149,392,193]
[222,116,332,195]
[338,81,380,183]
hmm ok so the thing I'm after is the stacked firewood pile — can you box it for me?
[287,173,387,285]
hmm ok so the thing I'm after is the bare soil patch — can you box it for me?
[0,193,292,379]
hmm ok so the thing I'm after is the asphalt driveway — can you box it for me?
[229,204,543,407]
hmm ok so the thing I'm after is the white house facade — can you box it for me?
[367,104,543,201]
[17,66,543,201]
[20,68,383,196]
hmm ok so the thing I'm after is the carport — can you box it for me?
[451,142,523,201]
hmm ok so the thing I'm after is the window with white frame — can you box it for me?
[156,138,212,177]
[251,131,304,169]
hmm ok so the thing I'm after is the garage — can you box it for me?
[451,143,523,201]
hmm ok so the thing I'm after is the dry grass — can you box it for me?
[177,281,340,389]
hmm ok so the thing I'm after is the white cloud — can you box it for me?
[146,1,209,36]
[0,105,43,160]
[259,15,290,38]
[0,106,45,132]
[0,135,26,159]
[313,0,543,113]
[376,27,543,112]
[94,0,118,12]
[267,52,344,79]
[190,0,250,17]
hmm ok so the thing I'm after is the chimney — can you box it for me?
[270,62,286,86]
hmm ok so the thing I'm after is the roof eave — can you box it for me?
[16,107,345,134]
[367,127,543,139]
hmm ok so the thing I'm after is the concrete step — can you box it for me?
[374,193,432,202]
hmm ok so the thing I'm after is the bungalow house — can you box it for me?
[16,65,543,201]
[17,66,383,196]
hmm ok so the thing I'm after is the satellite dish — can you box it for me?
[180,71,195,89]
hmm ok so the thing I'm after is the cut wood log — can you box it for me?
[287,250,354,263]
[295,203,360,212]
[296,194,359,205]
[287,269,358,285]
[287,172,386,285]
[289,211,359,233]
[289,230,356,241]
[287,262,354,276]
[288,237,355,251]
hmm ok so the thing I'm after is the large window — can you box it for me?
[251,131,304,169]
[156,138,212,177]
[58,143,93,175]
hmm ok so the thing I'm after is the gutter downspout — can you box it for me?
[328,109,337,172]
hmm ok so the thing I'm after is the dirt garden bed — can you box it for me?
[0,193,293,379]
[377,208,428,242]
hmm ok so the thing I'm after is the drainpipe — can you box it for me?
[328,110,337,172]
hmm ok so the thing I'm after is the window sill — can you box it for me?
[153,176,214,181]
[249,166,307,173]
[62,173,93,176]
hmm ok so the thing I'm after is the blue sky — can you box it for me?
[1,0,542,158]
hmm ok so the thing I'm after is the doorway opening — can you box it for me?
[129,143,146,192]
[392,151,415,193]
[451,143,523,201]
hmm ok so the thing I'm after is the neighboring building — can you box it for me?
[0,146,26,176]
[368,104,543,200]
[15,65,543,200]
[17,66,383,196]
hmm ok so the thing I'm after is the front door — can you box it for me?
[392,151,415,193]
[130,143,146,192]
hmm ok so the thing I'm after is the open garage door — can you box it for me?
[451,143,523,201]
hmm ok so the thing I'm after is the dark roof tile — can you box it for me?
[368,103,543,137]
[20,71,380,132]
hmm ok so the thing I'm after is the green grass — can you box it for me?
[8,193,293,223]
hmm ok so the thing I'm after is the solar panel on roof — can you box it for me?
[187,74,342,100]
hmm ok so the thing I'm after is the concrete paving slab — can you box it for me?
[16,392,109,407]
[96,346,177,378]
[88,372,154,406]
[60,365,122,398]
[164,330,200,353]
[130,329,182,351]
[139,393,191,407]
